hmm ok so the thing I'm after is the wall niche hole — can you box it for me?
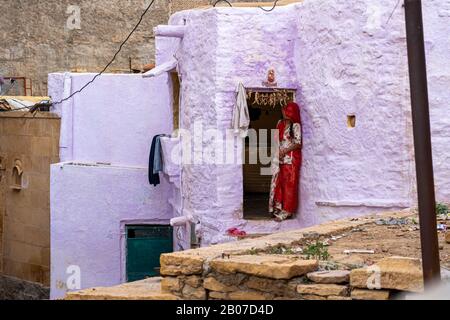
[347,115,356,128]
[11,159,24,190]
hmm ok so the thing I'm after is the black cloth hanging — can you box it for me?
[149,134,163,187]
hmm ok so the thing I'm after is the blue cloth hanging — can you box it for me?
[149,134,165,187]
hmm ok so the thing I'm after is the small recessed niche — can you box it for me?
[347,115,356,128]
[11,159,24,191]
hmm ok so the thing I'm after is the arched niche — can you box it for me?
[11,159,24,191]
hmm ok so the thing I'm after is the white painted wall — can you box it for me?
[48,73,175,299]
[164,0,450,245]
[50,164,172,300]
[48,0,450,298]
[48,73,174,167]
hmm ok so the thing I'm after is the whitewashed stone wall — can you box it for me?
[160,0,450,246]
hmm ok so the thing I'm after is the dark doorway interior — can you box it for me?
[243,89,296,220]
[243,92,280,220]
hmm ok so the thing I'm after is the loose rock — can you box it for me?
[307,270,350,284]
[210,255,318,280]
[351,289,390,300]
[350,257,424,293]
[297,284,349,297]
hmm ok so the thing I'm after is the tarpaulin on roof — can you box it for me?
[0,96,50,111]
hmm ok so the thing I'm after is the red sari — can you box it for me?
[269,102,302,218]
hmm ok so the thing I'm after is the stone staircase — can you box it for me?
[65,209,449,300]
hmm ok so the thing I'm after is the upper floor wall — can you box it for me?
[48,73,174,167]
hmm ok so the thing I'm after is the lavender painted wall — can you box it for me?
[48,73,174,166]
[294,0,450,221]
[50,164,172,300]
[49,73,175,299]
[162,0,450,245]
[424,0,450,202]
[49,0,450,298]
[294,0,415,223]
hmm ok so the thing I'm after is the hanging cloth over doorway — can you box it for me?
[232,82,250,138]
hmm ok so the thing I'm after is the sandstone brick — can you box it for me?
[31,137,52,157]
[328,295,352,300]
[297,284,349,297]
[301,295,327,300]
[307,270,350,284]
[160,253,204,276]
[285,278,308,298]
[446,232,450,244]
[161,277,182,293]
[350,257,424,293]
[210,255,318,280]
[3,259,25,280]
[209,291,228,300]
[185,275,203,288]
[66,278,179,300]
[24,225,49,248]
[5,221,26,242]
[204,277,237,292]
[40,248,50,268]
[228,291,271,301]
[182,284,207,300]
[245,276,288,295]
[351,289,390,300]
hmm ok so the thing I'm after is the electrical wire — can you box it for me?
[386,0,402,26]
[213,0,233,7]
[259,0,280,12]
[1,0,280,114]
[52,0,157,107]
[213,0,280,12]
[1,0,157,114]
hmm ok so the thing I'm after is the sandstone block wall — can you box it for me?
[0,0,274,96]
[0,112,60,287]
[158,212,427,300]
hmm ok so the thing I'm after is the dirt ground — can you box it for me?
[326,217,450,270]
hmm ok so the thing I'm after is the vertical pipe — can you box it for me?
[404,0,441,287]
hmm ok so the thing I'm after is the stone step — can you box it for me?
[297,284,349,297]
[307,270,350,284]
[210,255,318,280]
[351,289,390,300]
[65,277,179,300]
[350,257,424,293]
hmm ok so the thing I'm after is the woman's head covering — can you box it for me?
[283,102,301,124]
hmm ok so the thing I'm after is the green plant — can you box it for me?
[246,247,259,255]
[436,203,449,216]
[264,246,297,255]
[303,242,330,261]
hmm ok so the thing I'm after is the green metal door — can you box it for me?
[126,225,173,282]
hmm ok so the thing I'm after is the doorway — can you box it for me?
[171,72,180,131]
[243,89,296,220]
[126,225,173,282]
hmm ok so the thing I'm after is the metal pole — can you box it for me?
[404,0,441,287]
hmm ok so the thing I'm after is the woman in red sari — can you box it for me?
[269,102,302,222]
